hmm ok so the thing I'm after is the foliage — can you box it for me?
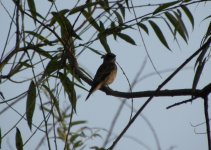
[0,0,211,150]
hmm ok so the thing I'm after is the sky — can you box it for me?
[0,0,211,150]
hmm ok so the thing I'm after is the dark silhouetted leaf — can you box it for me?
[165,12,187,43]
[26,81,36,130]
[16,128,23,150]
[153,1,180,14]
[42,85,63,121]
[174,10,189,40]
[82,10,100,31]
[192,59,206,92]
[118,3,125,19]
[51,12,81,42]
[43,56,61,78]
[117,33,136,45]
[149,20,170,50]
[138,23,149,35]
[98,34,111,53]
[114,11,123,24]
[33,47,53,59]
[24,31,50,44]
[181,5,194,29]
[27,0,37,23]
[59,72,77,112]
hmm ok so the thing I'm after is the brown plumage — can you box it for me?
[85,53,117,100]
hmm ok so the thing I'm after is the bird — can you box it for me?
[85,53,117,100]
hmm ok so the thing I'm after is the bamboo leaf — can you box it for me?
[138,23,149,35]
[16,128,23,150]
[118,3,125,19]
[192,59,206,92]
[58,72,77,112]
[117,33,136,45]
[149,20,170,50]
[24,31,50,44]
[98,34,111,53]
[82,10,100,31]
[26,81,36,130]
[42,85,63,121]
[114,11,123,24]
[165,12,187,43]
[181,5,194,29]
[174,10,189,40]
[27,0,37,23]
[153,1,180,14]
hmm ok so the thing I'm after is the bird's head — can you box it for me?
[101,53,116,63]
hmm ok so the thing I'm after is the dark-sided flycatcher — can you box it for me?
[86,53,117,100]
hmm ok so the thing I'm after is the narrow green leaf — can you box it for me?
[181,5,194,29]
[118,3,125,19]
[58,72,77,112]
[149,20,170,50]
[99,21,105,32]
[114,11,123,24]
[33,47,53,59]
[153,1,180,14]
[71,120,87,127]
[98,34,111,53]
[204,22,211,41]
[52,12,81,42]
[137,23,149,35]
[174,10,189,40]
[82,10,100,31]
[27,0,37,23]
[98,0,109,13]
[26,81,36,130]
[117,33,136,45]
[42,85,63,121]
[43,56,61,78]
[192,59,206,92]
[69,2,98,15]
[24,31,50,44]
[165,12,187,43]
[16,128,23,150]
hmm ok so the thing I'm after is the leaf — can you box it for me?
[117,32,136,45]
[137,23,149,35]
[58,72,77,112]
[42,85,63,121]
[24,31,50,44]
[51,12,81,42]
[69,2,98,15]
[149,20,170,50]
[26,81,36,130]
[98,34,111,53]
[181,5,194,29]
[43,56,61,78]
[16,128,23,150]
[165,12,188,43]
[192,59,206,92]
[114,11,123,24]
[204,22,211,41]
[174,10,189,40]
[33,47,53,59]
[153,1,180,14]
[27,0,37,23]
[82,10,100,31]
[118,3,125,19]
